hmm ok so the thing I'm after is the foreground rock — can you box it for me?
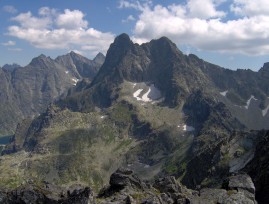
[0,182,94,204]
[97,168,257,204]
[0,168,257,204]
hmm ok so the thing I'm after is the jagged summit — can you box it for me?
[114,33,132,45]
[28,54,54,67]
[2,63,21,71]
[55,51,104,80]
[93,52,105,64]
[259,62,269,73]
[148,36,182,55]
[68,51,84,59]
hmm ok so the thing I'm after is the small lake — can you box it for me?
[0,135,12,145]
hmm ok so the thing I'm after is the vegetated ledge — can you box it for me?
[0,168,257,204]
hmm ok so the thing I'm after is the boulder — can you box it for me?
[109,168,145,190]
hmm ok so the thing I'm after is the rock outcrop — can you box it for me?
[97,168,256,204]
[0,182,94,204]
[244,130,269,204]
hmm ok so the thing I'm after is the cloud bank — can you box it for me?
[121,0,269,55]
[7,7,115,56]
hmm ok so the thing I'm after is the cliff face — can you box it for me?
[244,130,269,203]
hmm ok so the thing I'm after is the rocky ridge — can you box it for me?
[0,52,104,137]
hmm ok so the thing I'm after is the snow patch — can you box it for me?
[245,95,257,109]
[144,164,150,168]
[133,84,161,102]
[72,78,79,86]
[100,115,106,119]
[132,83,136,88]
[141,88,152,102]
[65,71,69,74]
[133,89,143,101]
[220,90,228,96]
[262,104,269,117]
[183,125,195,132]
[178,124,195,132]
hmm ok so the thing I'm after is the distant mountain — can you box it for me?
[55,51,105,80]
[2,63,21,71]
[0,52,104,137]
[0,34,268,203]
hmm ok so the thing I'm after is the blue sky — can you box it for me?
[1,0,269,71]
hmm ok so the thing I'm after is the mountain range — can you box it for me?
[0,52,105,138]
[0,33,268,203]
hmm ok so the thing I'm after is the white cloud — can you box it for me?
[118,0,152,11]
[122,15,136,23]
[231,0,269,16]
[11,11,52,29]
[7,7,114,56]
[38,7,57,17]
[127,1,269,55]
[2,40,16,46]
[187,0,226,19]
[56,9,88,29]
[3,5,17,14]
[8,48,22,52]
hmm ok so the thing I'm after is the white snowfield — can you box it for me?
[245,95,257,109]
[133,84,161,102]
[72,78,79,86]
[220,90,228,96]
[133,89,143,101]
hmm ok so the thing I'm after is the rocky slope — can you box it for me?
[0,33,268,203]
[0,52,104,137]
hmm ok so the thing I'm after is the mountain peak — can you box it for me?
[158,36,174,43]
[29,54,53,67]
[258,62,269,73]
[3,63,21,71]
[38,54,47,59]
[69,51,81,57]
[261,62,269,70]
[99,33,134,71]
[115,33,131,41]
[150,36,182,55]
[113,33,133,48]
[93,52,105,64]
